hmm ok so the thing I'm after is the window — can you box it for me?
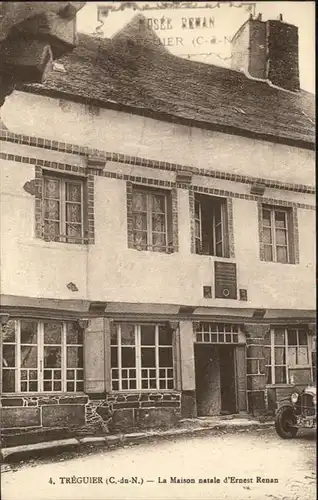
[194,322,242,343]
[264,327,311,384]
[194,194,229,257]
[43,175,84,244]
[111,323,174,391]
[261,206,296,263]
[1,320,84,393]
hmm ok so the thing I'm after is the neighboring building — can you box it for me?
[0,14,315,443]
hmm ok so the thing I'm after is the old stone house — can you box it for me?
[0,15,315,444]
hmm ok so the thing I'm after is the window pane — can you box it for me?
[152,194,165,213]
[66,204,82,223]
[287,347,297,365]
[44,220,60,240]
[44,199,60,220]
[67,346,83,368]
[275,229,287,245]
[274,329,285,345]
[264,245,273,261]
[44,178,60,198]
[287,329,297,345]
[141,348,156,367]
[44,322,62,344]
[298,347,309,365]
[152,213,166,233]
[262,209,271,226]
[133,231,147,248]
[275,211,287,228]
[159,347,173,367]
[111,347,118,367]
[44,346,61,368]
[298,331,308,346]
[3,321,16,343]
[121,347,135,368]
[21,346,37,368]
[132,191,147,211]
[21,321,38,344]
[133,214,147,231]
[66,322,83,344]
[159,325,173,346]
[195,200,201,219]
[263,228,272,244]
[266,366,272,385]
[276,246,288,263]
[274,347,286,365]
[65,182,81,202]
[2,370,15,392]
[3,345,15,367]
[66,224,82,239]
[141,325,155,345]
[153,233,166,250]
[275,366,286,383]
[120,324,135,345]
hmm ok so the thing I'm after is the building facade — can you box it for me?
[0,15,315,444]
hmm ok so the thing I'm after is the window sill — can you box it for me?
[1,392,86,397]
[18,238,89,252]
[110,389,178,394]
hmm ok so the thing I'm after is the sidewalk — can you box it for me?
[1,415,274,463]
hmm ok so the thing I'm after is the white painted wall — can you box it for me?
[0,91,315,311]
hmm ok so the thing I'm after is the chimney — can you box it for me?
[231,15,300,92]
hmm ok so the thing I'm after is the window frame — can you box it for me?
[193,193,229,258]
[43,174,85,244]
[262,206,289,263]
[110,323,175,392]
[1,319,84,394]
[264,327,312,385]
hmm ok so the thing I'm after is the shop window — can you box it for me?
[1,320,84,393]
[264,327,311,384]
[111,323,174,391]
[194,194,229,257]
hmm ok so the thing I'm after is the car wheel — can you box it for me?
[275,406,298,439]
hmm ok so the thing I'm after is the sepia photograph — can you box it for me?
[0,1,316,499]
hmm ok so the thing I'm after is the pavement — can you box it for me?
[1,414,274,463]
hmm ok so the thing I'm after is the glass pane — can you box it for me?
[298,347,309,365]
[140,325,155,345]
[111,329,118,345]
[215,224,223,244]
[152,213,166,232]
[66,203,82,223]
[274,329,285,345]
[43,381,51,391]
[276,246,288,263]
[129,380,136,390]
[44,370,52,379]
[21,370,27,380]
[29,381,38,392]
[54,381,62,391]
[66,182,81,202]
[159,347,173,367]
[263,228,272,244]
[67,347,83,368]
[67,382,74,392]
[274,347,286,365]
[132,191,147,211]
[287,347,297,365]
[77,381,84,392]
[112,381,119,391]
[44,220,60,240]
[262,209,271,226]
[21,321,38,344]
[121,347,135,368]
[44,178,60,198]
[141,348,156,367]
[276,229,287,245]
[66,323,83,344]
[159,325,173,346]
[3,320,16,343]
[287,329,297,345]
[275,366,286,383]
[120,324,135,345]
[111,347,118,367]
[122,380,128,390]
[44,346,61,368]
[67,370,74,380]
[264,245,273,261]
[2,370,15,392]
[133,231,147,248]
[3,345,15,367]
[153,233,166,250]
[133,213,147,231]
[44,322,62,344]
[152,194,165,213]
[44,199,60,220]
[30,370,38,380]
[275,211,287,228]
[266,367,272,385]
[21,346,37,368]
[66,223,82,238]
[298,331,308,346]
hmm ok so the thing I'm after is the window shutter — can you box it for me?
[179,321,196,391]
[84,318,106,393]
[214,261,237,299]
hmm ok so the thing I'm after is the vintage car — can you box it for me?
[275,385,316,439]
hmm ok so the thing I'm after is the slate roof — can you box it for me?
[22,14,315,146]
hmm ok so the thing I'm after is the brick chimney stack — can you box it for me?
[231,14,300,92]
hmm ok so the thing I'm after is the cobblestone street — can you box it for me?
[1,427,316,500]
